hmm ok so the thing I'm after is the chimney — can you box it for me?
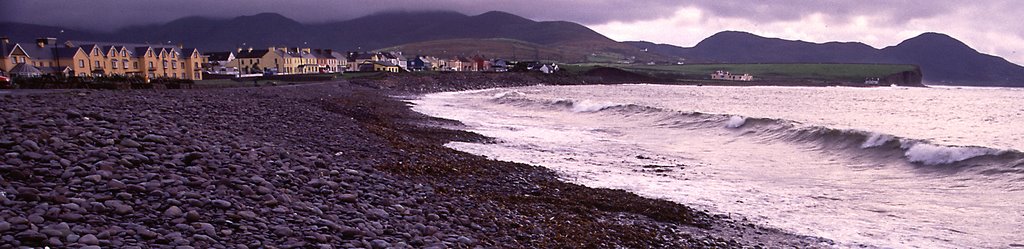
[314,49,323,54]
[237,47,243,53]
[301,48,311,54]
[35,37,57,48]
[247,47,253,53]
[325,49,332,55]
[268,46,276,52]
[177,43,184,49]
[1,36,9,45]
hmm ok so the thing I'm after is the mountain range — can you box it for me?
[625,31,1024,86]
[2,11,1023,86]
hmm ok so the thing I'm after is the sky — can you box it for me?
[3,0,1022,65]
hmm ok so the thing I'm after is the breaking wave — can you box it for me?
[487,91,1024,170]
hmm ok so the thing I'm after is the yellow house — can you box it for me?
[360,61,400,73]
[1,42,31,74]
[181,48,203,80]
[55,46,90,77]
[231,48,269,74]
[0,37,203,82]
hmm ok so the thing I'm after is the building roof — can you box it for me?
[181,48,198,56]
[17,44,59,60]
[330,51,345,59]
[374,61,398,67]
[54,47,82,59]
[236,49,269,58]
[10,63,42,75]
[134,47,151,57]
[204,52,234,61]
[39,66,71,74]
[2,43,16,57]
[298,52,317,59]
[347,52,376,60]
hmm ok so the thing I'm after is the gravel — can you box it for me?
[0,80,830,248]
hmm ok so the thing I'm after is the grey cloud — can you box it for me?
[0,0,1015,32]
[688,0,959,25]
[0,0,683,31]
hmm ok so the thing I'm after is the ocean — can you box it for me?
[411,84,1024,249]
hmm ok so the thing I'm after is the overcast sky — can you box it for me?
[3,0,1022,65]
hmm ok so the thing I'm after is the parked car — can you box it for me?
[0,75,12,89]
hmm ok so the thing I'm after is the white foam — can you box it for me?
[725,116,747,128]
[492,91,524,99]
[570,100,624,113]
[903,143,999,165]
[861,133,895,148]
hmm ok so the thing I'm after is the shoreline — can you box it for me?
[0,80,827,248]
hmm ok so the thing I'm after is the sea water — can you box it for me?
[411,84,1024,249]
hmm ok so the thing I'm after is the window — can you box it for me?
[123,60,128,69]
[172,73,176,78]
[194,72,200,78]
[18,57,25,63]
[180,62,185,68]
[120,51,126,57]
[148,72,154,78]
[111,59,117,69]
[133,62,138,69]
[94,61,100,68]
[163,60,168,69]
[148,61,154,68]
[172,60,177,69]
[195,62,199,68]
[78,60,85,68]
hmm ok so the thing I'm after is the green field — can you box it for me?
[572,63,918,82]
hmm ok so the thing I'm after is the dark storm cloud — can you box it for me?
[1,0,966,31]
[690,0,954,24]
[0,0,681,31]
[0,0,1009,33]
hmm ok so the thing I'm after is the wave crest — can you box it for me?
[487,93,1023,168]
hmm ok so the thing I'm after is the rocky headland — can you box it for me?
[0,80,828,248]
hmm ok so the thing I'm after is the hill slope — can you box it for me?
[625,31,1024,86]
[1,11,658,63]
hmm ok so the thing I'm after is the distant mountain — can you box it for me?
[5,13,1023,85]
[0,11,661,62]
[625,31,1024,86]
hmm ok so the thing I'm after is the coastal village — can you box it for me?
[0,35,925,89]
[0,36,564,85]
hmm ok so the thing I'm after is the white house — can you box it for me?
[203,51,238,75]
[540,64,558,74]
[710,70,753,81]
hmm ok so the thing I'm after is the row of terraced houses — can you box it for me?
[1,37,204,82]
[205,47,346,76]
[2,36,558,81]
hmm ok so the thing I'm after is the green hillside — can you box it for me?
[573,63,919,82]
